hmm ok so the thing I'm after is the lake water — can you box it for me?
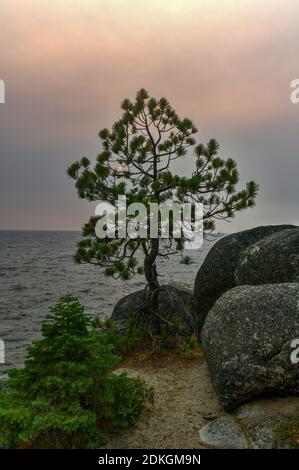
[0,230,215,375]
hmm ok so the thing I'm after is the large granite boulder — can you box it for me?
[201,284,299,410]
[235,228,299,286]
[112,284,196,337]
[194,225,294,330]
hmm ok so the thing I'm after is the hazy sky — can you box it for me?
[1,0,299,232]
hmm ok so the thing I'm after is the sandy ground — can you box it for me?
[104,352,222,449]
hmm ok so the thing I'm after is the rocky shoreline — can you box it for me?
[111,225,299,448]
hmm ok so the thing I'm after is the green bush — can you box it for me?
[0,295,154,448]
[180,334,197,359]
[92,314,141,354]
[92,311,198,358]
[180,255,192,265]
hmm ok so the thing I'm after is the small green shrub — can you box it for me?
[116,314,141,354]
[92,313,141,354]
[180,334,197,359]
[93,311,197,359]
[0,295,153,449]
[142,314,195,356]
[146,316,198,358]
[180,255,192,265]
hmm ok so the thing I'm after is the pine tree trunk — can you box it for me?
[144,238,159,291]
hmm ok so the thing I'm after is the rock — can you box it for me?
[194,225,294,330]
[203,412,220,421]
[237,397,299,449]
[112,284,197,337]
[112,289,145,328]
[199,397,299,449]
[235,228,299,286]
[201,283,299,410]
[199,416,248,449]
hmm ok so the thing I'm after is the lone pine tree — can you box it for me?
[68,89,258,292]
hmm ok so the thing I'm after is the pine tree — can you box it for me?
[68,89,258,291]
[0,295,153,448]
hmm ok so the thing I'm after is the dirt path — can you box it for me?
[105,353,222,449]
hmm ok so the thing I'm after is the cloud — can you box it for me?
[1,0,299,229]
